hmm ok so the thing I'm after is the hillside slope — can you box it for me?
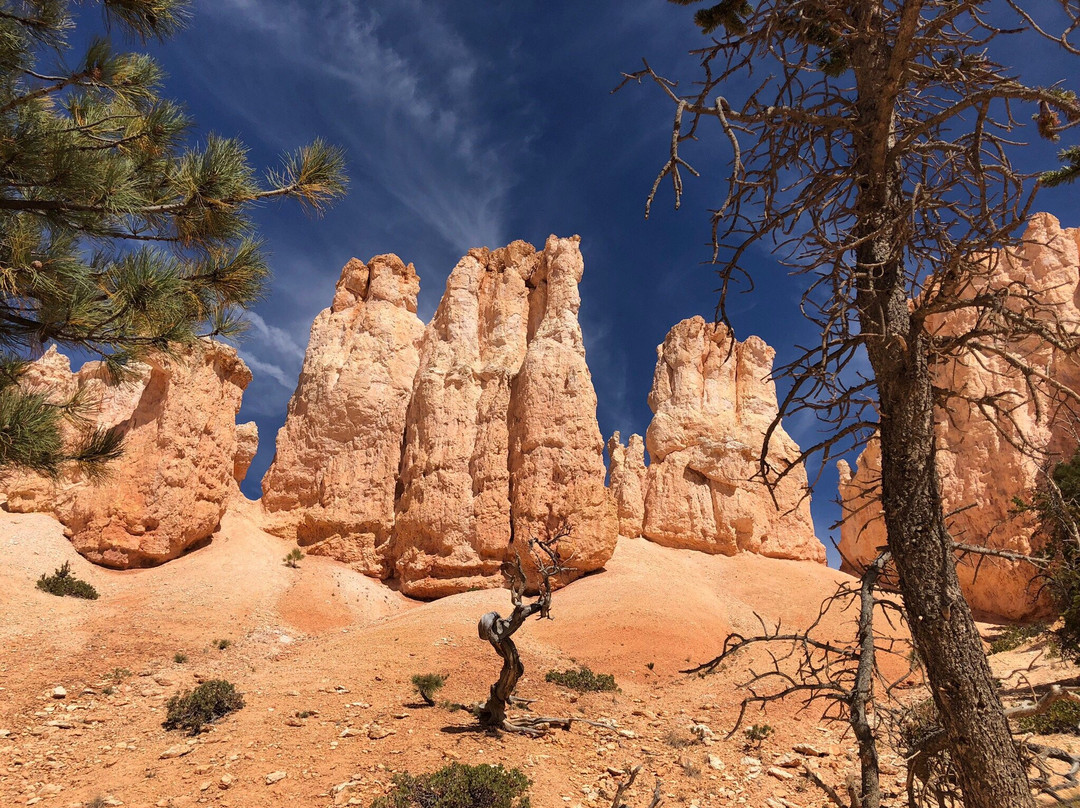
[0,503,882,807]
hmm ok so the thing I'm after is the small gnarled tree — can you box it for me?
[474,523,574,736]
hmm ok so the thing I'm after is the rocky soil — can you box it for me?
[2,501,888,808]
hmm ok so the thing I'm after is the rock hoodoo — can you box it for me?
[505,236,618,587]
[838,213,1080,620]
[263,237,617,597]
[635,317,824,563]
[260,255,424,575]
[389,237,617,596]
[607,432,647,539]
[389,241,535,596]
[5,341,255,568]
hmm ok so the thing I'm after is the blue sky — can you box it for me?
[129,0,1080,566]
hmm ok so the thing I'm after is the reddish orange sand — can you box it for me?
[1,500,925,807]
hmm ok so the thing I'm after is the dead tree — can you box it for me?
[623,2,1080,805]
[905,686,1080,806]
[474,523,575,735]
[687,551,911,808]
[607,764,663,808]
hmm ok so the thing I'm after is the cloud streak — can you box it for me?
[197,0,517,257]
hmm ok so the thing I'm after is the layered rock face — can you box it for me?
[389,242,534,596]
[263,238,616,597]
[260,255,424,575]
[390,237,616,596]
[6,342,255,568]
[607,432,647,539]
[632,317,824,562]
[838,213,1080,620]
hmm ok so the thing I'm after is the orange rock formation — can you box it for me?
[839,213,1080,620]
[6,341,254,567]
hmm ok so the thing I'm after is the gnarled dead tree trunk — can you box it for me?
[474,523,574,735]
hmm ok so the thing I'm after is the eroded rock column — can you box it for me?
[260,255,424,575]
[641,317,824,563]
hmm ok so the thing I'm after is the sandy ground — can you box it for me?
[0,501,1051,808]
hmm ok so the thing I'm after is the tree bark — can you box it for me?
[851,554,887,808]
[852,205,1036,807]
[848,2,1034,802]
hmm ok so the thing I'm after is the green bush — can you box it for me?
[1026,450,1080,661]
[283,547,304,568]
[215,638,232,650]
[371,762,530,808]
[1016,698,1080,735]
[989,623,1048,654]
[36,561,98,600]
[411,673,446,706]
[163,680,244,735]
[744,723,774,749]
[107,667,132,684]
[173,652,188,664]
[544,666,617,692]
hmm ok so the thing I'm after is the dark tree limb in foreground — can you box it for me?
[626,2,1080,804]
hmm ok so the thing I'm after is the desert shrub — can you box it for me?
[215,638,232,650]
[36,561,98,600]
[1016,699,1080,735]
[989,623,1048,654]
[663,729,695,748]
[107,666,132,684]
[680,757,702,778]
[744,723,774,749]
[283,547,304,568]
[411,673,446,706]
[173,652,188,664]
[371,762,530,808]
[163,679,244,735]
[544,665,617,692]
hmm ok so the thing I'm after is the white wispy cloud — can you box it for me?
[187,0,525,433]
[243,311,306,365]
[197,0,515,255]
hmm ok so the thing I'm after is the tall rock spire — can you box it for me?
[260,254,424,575]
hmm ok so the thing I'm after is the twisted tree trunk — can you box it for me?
[475,597,542,728]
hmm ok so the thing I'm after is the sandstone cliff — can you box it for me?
[638,317,824,563]
[260,255,424,575]
[6,341,254,568]
[838,213,1080,620]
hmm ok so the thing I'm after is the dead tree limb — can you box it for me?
[607,764,663,808]
[688,550,904,808]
